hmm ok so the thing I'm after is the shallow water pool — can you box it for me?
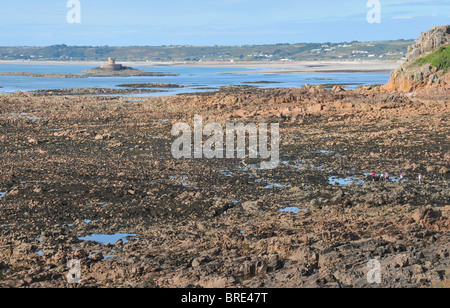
[78,233,137,245]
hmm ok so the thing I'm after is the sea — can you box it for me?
[0,64,391,96]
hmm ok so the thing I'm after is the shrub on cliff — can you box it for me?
[414,45,450,73]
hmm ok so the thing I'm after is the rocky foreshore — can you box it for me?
[31,88,167,96]
[0,83,448,288]
[0,72,87,78]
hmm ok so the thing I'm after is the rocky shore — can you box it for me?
[0,83,448,288]
[31,88,167,96]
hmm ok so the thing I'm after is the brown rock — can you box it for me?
[412,208,442,223]
[307,104,323,113]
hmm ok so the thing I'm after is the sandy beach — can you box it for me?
[0,59,403,74]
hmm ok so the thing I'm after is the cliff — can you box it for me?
[385,25,449,93]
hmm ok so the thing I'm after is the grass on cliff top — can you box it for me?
[414,45,450,73]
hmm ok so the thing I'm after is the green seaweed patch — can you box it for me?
[413,45,450,73]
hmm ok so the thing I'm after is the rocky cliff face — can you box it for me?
[385,25,449,93]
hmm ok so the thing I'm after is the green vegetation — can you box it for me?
[0,40,413,62]
[431,279,450,288]
[414,45,450,72]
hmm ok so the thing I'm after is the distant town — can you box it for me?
[0,39,413,62]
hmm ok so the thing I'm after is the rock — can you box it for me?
[385,25,449,93]
[307,104,323,113]
[438,166,449,174]
[201,277,235,288]
[331,85,345,93]
[309,199,321,208]
[12,243,35,258]
[191,258,203,268]
[210,199,233,217]
[412,208,442,223]
[391,254,410,268]
[240,260,255,276]
[406,25,450,62]
[289,247,317,262]
[242,200,262,214]
[27,137,38,145]
[90,252,104,261]
[256,260,268,275]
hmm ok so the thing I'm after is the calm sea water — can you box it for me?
[0,64,390,96]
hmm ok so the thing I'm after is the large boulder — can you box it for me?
[385,25,449,93]
[406,25,450,61]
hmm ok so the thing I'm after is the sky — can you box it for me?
[0,0,449,46]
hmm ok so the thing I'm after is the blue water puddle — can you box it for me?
[19,180,56,185]
[214,168,235,177]
[35,239,44,256]
[280,160,327,172]
[78,233,137,245]
[10,112,31,116]
[213,166,257,179]
[84,219,99,224]
[69,220,105,227]
[263,182,291,189]
[329,176,362,186]
[10,113,41,120]
[88,250,121,261]
[310,150,347,158]
[255,179,291,189]
[312,150,335,154]
[85,202,109,206]
[104,254,120,261]
[215,166,290,189]
[330,173,410,186]
[378,174,409,183]
[169,175,195,187]
[193,148,247,158]
[279,207,309,214]
[0,267,10,276]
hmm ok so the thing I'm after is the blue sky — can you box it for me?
[0,0,449,46]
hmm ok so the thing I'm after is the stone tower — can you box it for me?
[100,57,123,71]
